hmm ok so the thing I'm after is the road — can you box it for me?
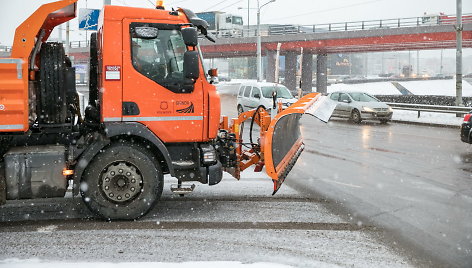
[288,118,472,267]
[0,174,416,267]
[0,87,469,267]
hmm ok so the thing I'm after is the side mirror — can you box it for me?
[208,68,218,77]
[342,99,351,103]
[183,51,200,81]
[134,27,159,39]
[272,91,277,109]
[181,27,198,47]
[254,93,260,99]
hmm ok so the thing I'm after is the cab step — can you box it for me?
[170,183,195,195]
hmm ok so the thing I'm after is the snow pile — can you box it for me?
[328,82,401,95]
[399,79,472,96]
[327,79,472,96]
[392,110,464,126]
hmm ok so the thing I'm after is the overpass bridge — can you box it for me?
[1,14,471,92]
[199,15,472,92]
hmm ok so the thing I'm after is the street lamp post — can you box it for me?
[256,0,275,82]
[239,0,275,81]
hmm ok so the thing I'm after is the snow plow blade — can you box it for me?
[264,93,336,194]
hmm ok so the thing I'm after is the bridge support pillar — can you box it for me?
[284,51,298,92]
[301,53,313,94]
[265,50,277,83]
[316,53,328,94]
[248,57,257,80]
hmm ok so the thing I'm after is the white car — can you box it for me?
[236,82,297,114]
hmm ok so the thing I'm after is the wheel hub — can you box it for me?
[100,162,143,203]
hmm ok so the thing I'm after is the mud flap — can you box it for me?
[264,93,336,194]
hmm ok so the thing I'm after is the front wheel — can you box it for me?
[350,109,362,123]
[81,142,163,220]
[380,119,389,124]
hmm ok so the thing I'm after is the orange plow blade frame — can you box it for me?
[263,93,323,194]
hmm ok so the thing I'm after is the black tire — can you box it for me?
[380,119,389,124]
[38,42,67,124]
[351,109,362,123]
[81,142,164,220]
[89,32,98,107]
[0,162,6,205]
[237,105,244,115]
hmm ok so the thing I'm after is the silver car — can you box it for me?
[328,91,393,123]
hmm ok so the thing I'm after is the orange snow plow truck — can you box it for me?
[0,0,333,220]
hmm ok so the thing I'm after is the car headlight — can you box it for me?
[362,106,374,112]
[388,106,393,112]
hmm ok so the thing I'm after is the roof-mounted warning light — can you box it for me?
[156,0,164,10]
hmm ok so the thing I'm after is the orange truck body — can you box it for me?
[1,0,77,132]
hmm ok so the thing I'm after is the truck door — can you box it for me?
[338,93,351,117]
[249,87,262,109]
[122,20,204,142]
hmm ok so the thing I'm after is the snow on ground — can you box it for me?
[0,260,293,268]
[327,79,472,96]
[327,81,401,95]
[399,79,472,96]
[392,110,464,127]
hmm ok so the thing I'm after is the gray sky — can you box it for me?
[1,0,470,45]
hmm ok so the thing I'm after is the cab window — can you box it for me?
[251,87,261,99]
[339,93,350,102]
[238,86,245,96]
[330,93,340,101]
[243,86,252,97]
[130,23,189,93]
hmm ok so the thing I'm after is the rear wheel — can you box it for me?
[38,42,67,124]
[81,142,163,220]
[350,109,362,123]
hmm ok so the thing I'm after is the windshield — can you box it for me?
[261,85,293,99]
[131,24,188,92]
[232,16,243,25]
[348,92,378,102]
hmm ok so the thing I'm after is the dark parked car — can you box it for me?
[460,112,472,143]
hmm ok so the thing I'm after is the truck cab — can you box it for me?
[94,6,220,143]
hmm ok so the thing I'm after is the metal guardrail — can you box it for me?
[0,13,470,47]
[0,46,12,52]
[387,103,471,118]
[240,13,472,38]
[69,41,90,48]
[0,41,90,51]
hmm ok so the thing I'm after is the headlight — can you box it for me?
[200,145,217,165]
[362,106,374,112]
[388,106,393,112]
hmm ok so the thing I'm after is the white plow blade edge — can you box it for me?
[304,95,337,123]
